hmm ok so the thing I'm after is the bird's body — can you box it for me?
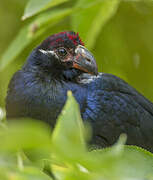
[6,31,153,152]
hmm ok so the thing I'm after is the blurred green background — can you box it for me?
[1,0,153,110]
[0,1,153,179]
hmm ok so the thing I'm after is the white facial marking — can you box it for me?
[39,49,59,59]
[39,49,48,55]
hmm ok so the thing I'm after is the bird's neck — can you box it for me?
[20,64,88,124]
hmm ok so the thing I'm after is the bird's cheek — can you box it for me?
[60,55,74,67]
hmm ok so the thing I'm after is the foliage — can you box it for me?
[0,0,153,179]
[0,93,152,180]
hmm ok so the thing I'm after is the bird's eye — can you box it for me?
[57,48,67,57]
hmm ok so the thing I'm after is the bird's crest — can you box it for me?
[41,31,84,49]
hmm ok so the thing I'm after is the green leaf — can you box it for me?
[0,8,72,72]
[0,166,52,180]
[51,91,87,161]
[52,134,153,180]
[0,119,53,172]
[57,136,153,180]
[0,119,51,152]
[72,0,121,49]
[22,0,69,20]
[86,145,153,180]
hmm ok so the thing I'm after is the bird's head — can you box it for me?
[27,31,98,79]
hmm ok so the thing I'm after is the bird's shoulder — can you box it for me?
[79,73,153,116]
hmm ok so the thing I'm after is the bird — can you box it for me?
[6,31,153,152]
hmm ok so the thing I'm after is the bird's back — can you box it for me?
[81,73,153,152]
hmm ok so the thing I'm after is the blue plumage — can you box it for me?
[6,31,153,152]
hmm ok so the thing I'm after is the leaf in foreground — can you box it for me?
[22,0,69,20]
[51,91,87,162]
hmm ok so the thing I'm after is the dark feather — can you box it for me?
[6,31,153,152]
